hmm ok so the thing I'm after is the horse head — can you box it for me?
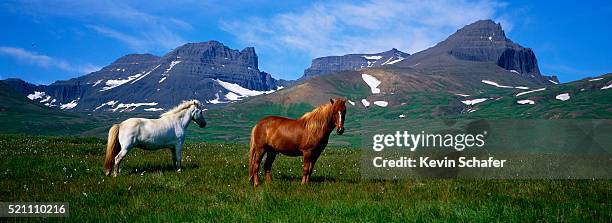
[330,98,347,135]
[191,101,207,128]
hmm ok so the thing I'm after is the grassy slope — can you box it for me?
[0,135,609,222]
[459,74,612,119]
[185,73,612,146]
[0,82,101,135]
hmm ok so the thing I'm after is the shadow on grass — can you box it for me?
[275,174,359,184]
[126,163,200,175]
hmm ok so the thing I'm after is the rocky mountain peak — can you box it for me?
[111,53,161,65]
[302,48,410,78]
[452,19,506,40]
[2,40,280,111]
[168,41,258,69]
[440,20,544,77]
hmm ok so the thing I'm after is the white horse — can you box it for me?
[104,100,207,177]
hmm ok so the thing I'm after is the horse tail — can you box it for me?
[248,125,258,183]
[104,124,121,176]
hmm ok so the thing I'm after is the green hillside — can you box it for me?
[0,82,101,135]
[1,72,610,147]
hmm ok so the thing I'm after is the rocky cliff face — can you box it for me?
[2,41,280,111]
[401,20,558,84]
[302,48,409,78]
[157,41,275,90]
[445,20,541,75]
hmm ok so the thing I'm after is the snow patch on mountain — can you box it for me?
[60,98,80,110]
[101,73,143,91]
[164,61,181,74]
[482,80,530,90]
[373,101,388,107]
[481,80,513,88]
[44,99,57,107]
[601,83,612,90]
[207,93,226,104]
[381,54,405,65]
[363,56,382,60]
[93,79,103,87]
[95,100,118,110]
[588,78,603,82]
[361,99,370,107]
[386,57,405,65]
[555,93,570,101]
[461,98,487,105]
[516,88,546,97]
[144,108,165,111]
[40,96,52,103]
[214,79,276,101]
[111,102,158,112]
[27,91,46,100]
[225,92,241,101]
[517,99,535,105]
[361,73,381,94]
[159,77,167,83]
[131,64,161,84]
[549,80,559,85]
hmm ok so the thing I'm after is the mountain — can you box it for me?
[299,20,557,89]
[302,48,410,79]
[2,41,282,112]
[240,20,611,121]
[397,20,558,85]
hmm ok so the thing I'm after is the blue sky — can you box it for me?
[1,0,611,84]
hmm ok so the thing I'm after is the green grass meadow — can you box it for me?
[1,135,610,222]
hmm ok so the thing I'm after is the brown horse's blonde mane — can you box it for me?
[160,100,202,117]
[298,102,334,134]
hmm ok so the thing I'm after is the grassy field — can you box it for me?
[1,135,610,222]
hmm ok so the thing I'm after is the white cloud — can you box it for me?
[87,25,183,52]
[8,0,188,52]
[0,47,99,75]
[221,0,508,58]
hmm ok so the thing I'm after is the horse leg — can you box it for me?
[301,151,312,185]
[113,134,134,177]
[251,148,265,187]
[263,151,277,184]
[113,147,130,177]
[172,142,183,172]
[307,152,322,182]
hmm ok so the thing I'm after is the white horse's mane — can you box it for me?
[160,100,202,117]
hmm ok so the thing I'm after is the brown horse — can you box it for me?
[248,98,347,186]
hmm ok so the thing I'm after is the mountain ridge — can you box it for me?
[302,48,410,79]
[398,19,558,85]
[2,40,281,112]
[2,20,574,113]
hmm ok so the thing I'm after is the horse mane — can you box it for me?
[298,102,334,134]
[160,100,202,117]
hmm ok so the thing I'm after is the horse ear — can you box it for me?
[330,98,334,104]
